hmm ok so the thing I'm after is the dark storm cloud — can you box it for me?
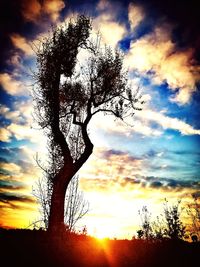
[131,0,200,61]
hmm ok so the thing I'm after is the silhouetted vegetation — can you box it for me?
[137,200,188,241]
[33,14,143,234]
[1,198,199,266]
[0,228,199,267]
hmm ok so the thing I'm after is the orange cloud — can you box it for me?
[80,147,143,183]
[43,0,65,21]
[21,0,41,22]
[125,26,200,105]
[0,162,21,174]
[0,73,26,96]
[128,3,144,30]
[0,128,12,142]
[10,34,34,56]
[93,6,126,47]
[21,0,65,23]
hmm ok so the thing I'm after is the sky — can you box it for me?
[0,0,200,239]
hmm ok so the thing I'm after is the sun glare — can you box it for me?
[92,223,115,239]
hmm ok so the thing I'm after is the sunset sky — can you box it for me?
[0,0,200,239]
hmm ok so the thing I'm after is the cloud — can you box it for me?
[130,119,162,136]
[97,0,110,11]
[0,179,25,191]
[10,34,34,56]
[120,175,200,192]
[80,147,200,197]
[128,3,144,30]
[21,0,65,23]
[0,146,34,162]
[0,162,21,174]
[0,192,35,206]
[137,109,200,135]
[192,191,200,199]
[0,100,47,144]
[21,0,41,22]
[0,128,12,142]
[132,0,200,57]
[0,101,33,125]
[6,53,22,67]
[125,25,200,104]
[0,105,20,123]
[93,12,126,48]
[81,147,144,183]
[99,147,142,164]
[5,123,34,142]
[91,112,162,138]
[93,105,200,138]
[0,73,26,96]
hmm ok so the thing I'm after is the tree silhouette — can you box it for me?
[137,206,153,240]
[33,174,89,231]
[137,200,186,241]
[163,199,185,240]
[33,15,143,234]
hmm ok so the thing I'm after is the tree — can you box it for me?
[33,176,52,230]
[137,206,153,240]
[163,199,185,240]
[33,15,143,234]
[33,174,89,231]
[65,175,89,232]
[136,200,186,241]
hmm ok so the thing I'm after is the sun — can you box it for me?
[90,220,120,240]
[95,227,110,239]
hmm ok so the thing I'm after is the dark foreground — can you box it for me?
[0,229,199,267]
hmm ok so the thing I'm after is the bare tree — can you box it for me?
[33,14,143,234]
[65,175,89,232]
[33,176,52,230]
[33,173,89,231]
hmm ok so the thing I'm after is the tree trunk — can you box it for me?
[48,166,73,235]
[47,144,93,236]
[48,180,68,235]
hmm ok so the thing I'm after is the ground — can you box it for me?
[0,228,199,267]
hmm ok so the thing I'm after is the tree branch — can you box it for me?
[92,108,122,119]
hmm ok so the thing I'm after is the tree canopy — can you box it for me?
[33,15,143,233]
